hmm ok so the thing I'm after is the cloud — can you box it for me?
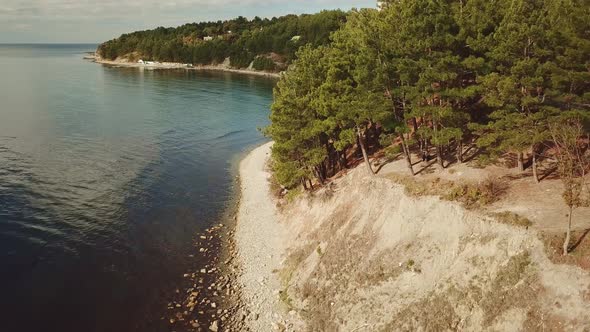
[0,0,376,43]
[1,0,373,20]
[11,23,33,31]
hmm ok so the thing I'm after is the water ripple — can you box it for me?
[0,44,273,332]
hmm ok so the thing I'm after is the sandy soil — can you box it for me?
[85,54,281,78]
[234,142,302,331]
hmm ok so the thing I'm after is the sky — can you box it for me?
[0,0,377,44]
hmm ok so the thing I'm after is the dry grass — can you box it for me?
[352,249,405,287]
[280,203,380,332]
[489,211,533,228]
[313,182,336,203]
[278,242,317,310]
[443,176,508,209]
[481,252,536,325]
[382,292,461,331]
[386,173,442,197]
[301,230,376,332]
[381,251,543,331]
[386,173,507,209]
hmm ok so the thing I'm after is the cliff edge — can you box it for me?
[235,143,590,331]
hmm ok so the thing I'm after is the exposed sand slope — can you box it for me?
[283,168,590,331]
[86,54,281,78]
[236,143,590,331]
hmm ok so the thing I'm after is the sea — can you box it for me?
[0,44,274,331]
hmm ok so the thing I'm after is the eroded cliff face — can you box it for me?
[278,168,590,331]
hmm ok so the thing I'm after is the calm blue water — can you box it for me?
[0,44,274,331]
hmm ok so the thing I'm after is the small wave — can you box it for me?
[215,130,244,139]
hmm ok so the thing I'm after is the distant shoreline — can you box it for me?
[84,54,281,78]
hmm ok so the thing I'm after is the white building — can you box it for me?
[204,36,214,41]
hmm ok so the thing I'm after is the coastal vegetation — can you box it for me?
[264,0,589,254]
[96,11,347,70]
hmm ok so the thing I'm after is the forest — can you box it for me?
[264,0,589,254]
[96,11,347,70]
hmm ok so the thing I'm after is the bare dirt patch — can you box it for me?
[542,229,590,271]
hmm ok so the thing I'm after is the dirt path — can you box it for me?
[377,151,590,232]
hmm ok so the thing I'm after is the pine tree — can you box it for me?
[474,0,557,178]
[265,45,329,188]
[381,0,473,169]
[366,8,419,175]
[317,12,390,175]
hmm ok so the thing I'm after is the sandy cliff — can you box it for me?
[235,143,590,331]
[86,53,281,78]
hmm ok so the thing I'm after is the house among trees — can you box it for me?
[97,11,349,67]
[377,1,390,10]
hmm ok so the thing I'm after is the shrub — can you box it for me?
[384,145,402,161]
[252,56,277,71]
[443,176,507,208]
[490,211,533,228]
[229,50,254,68]
[284,187,302,202]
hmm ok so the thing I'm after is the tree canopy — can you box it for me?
[266,0,589,189]
[97,11,347,70]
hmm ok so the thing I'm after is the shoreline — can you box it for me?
[165,141,590,331]
[85,55,281,78]
[159,142,269,331]
[162,142,277,331]
[232,142,300,331]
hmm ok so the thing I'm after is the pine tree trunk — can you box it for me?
[399,134,415,176]
[301,177,308,190]
[308,179,313,190]
[437,146,444,169]
[532,148,539,183]
[517,152,524,172]
[340,150,347,169]
[357,127,374,176]
[563,206,573,255]
[456,140,463,163]
[412,117,418,133]
[314,166,324,184]
[331,152,337,175]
